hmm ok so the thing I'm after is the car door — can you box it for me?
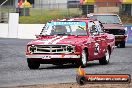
[88,22,102,60]
[87,22,96,60]
[94,21,107,57]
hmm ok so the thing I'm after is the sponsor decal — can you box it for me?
[76,67,131,85]
[53,22,81,25]
[49,22,86,27]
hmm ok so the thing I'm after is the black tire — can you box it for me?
[119,41,125,48]
[99,48,110,65]
[27,58,40,69]
[76,50,88,67]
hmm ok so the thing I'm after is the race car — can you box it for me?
[26,18,115,69]
[88,13,127,48]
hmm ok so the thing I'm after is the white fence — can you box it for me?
[0,13,44,39]
[0,23,8,38]
[0,23,44,39]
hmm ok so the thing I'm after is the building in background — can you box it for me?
[80,0,132,16]
[34,0,68,9]
[0,0,34,7]
[121,0,132,16]
[67,0,80,8]
[0,0,132,16]
[0,0,14,6]
[80,0,95,14]
[80,0,121,14]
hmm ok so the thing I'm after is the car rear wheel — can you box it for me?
[27,58,40,69]
[99,48,110,65]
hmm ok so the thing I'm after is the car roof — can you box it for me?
[50,18,97,23]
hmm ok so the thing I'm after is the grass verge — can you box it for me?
[19,8,132,24]
[19,8,81,24]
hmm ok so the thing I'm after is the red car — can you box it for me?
[26,18,115,69]
[88,13,127,48]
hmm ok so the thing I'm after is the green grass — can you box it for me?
[19,8,81,24]
[1,7,130,24]
[1,7,131,24]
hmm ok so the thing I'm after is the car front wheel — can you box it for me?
[80,50,88,67]
[27,58,40,69]
[75,50,88,67]
[99,48,110,65]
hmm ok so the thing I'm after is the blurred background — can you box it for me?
[0,0,132,23]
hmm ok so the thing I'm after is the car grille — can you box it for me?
[104,29,125,35]
[29,45,75,54]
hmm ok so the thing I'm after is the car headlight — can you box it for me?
[67,45,75,53]
[28,45,37,54]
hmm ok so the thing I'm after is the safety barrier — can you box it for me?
[0,23,43,39]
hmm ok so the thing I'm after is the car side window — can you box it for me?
[88,22,99,35]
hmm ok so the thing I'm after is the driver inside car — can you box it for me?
[51,25,67,35]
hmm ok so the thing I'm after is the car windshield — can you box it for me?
[90,15,121,24]
[41,21,87,36]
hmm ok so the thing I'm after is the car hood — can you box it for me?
[28,36,88,45]
[103,24,125,30]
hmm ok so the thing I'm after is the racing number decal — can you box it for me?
[94,43,100,55]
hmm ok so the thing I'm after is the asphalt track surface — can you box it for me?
[0,38,132,87]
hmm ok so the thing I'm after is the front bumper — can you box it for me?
[26,54,80,59]
[26,54,81,64]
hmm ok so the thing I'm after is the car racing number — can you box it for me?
[94,43,100,55]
